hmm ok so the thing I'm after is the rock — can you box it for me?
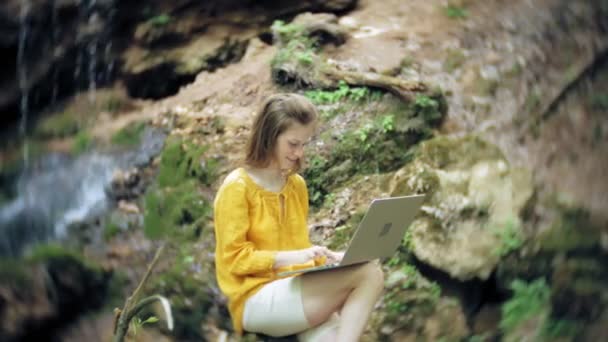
[390,136,533,281]
[0,248,112,340]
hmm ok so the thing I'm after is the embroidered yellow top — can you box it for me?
[213,167,322,333]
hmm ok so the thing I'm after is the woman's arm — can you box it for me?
[214,180,277,276]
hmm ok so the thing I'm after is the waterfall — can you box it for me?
[17,0,32,168]
[0,128,167,257]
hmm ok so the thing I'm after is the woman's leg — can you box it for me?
[300,262,384,342]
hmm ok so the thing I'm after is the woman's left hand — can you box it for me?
[325,250,345,264]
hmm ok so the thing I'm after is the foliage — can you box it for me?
[542,319,582,339]
[500,278,551,332]
[111,121,146,147]
[144,136,217,240]
[104,222,121,241]
[71,131,93,154]
[147,14,171,27]
[34,111,80,138]
[303,92,445,208]
[493,218,524,257]
[157,136,218,188]
[143,180,212,240]
[130,316,159,336]
[270,20,316,74]
[305,81,381,105]
[444,5,468,19]
[271,20,305,43]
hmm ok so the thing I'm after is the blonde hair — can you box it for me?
[245,93,318,172]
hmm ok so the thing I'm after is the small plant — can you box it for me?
[34,111,80,138]
[304,81,375,105]
[271,20,305,43]
[444,5,468,19]
[296,51,314,65]
[402,230,413,250]
[72,131,93,154]
[414,94,442,122]
[104,222,121,241]
[401,264,418,289]
[500,278,551,332]
[130,316,159,336]
[380,114,395,133]
[493,218,523,257]
[148,14,171,27]
[111,122,146,147]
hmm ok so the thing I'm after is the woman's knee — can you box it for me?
[357,262,385,290]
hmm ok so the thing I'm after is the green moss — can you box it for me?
[71,131,93,155]
[539,206,598,252]
[303,91,446,208]
[492,218,524,257]
[414,135,503,170]
[443,5,468,19]
[111,121,146,147]
[104,222,121,241]
[143,180,212,241]
[305,81,379,105]
[0,258,31,288]
[157,136,218,188]
[147,14,171,27]
[34,111,81,139]
[500,278,551,333]
[271,20,306,43]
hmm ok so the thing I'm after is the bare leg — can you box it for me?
[300,262,384,342]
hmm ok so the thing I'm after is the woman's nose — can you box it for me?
[294,146,304,158]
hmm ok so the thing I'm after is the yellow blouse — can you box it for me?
[213,167,322,333]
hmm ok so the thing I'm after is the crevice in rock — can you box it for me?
[409,255,508,329]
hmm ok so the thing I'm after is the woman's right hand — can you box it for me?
[274,245,333,268]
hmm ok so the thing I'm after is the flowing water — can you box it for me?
[0,128,166,257]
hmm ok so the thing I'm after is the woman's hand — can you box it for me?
[274,245,342,268]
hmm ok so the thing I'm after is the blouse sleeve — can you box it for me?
[214,179,277,276]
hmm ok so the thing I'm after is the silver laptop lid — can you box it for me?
[339,194,426,266]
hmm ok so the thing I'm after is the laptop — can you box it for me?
[277,194,426,277]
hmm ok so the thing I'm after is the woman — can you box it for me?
[213,93,384,341]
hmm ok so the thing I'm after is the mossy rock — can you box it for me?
[388,135,533,281]
[110,121,147,147]
[413,135,504,170]
[303,93,445,209]
[34,111,81,139]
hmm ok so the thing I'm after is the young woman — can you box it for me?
[214,93,384,341]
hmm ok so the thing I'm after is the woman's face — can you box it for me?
[272,121,315,173]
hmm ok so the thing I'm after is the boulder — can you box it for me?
[390,136,534,280]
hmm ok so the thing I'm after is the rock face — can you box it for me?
[0,248,112,341]
[0,0,358,127]
[390,135,534,281]
[0,0,119,126]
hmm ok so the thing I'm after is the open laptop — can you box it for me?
[277,194,426,277]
